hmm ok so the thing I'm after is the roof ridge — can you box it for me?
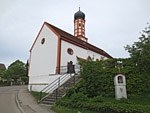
[46,22,75,38]
[45,22,112,58]
[46,22,89,44]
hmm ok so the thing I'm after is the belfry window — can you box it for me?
[79,23,81,27]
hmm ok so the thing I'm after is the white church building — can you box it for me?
[28,8,112,92]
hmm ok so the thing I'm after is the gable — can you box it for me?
[46,22,112,59]
[28,24,59,76]
[30,22,60,52]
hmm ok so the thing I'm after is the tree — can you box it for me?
[0,69,6,80]
[5,60,26,82]
[25,60,29,76]
[125,23,150,74]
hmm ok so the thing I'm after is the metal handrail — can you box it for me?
[44,74,70,94]
[40,72,66,93]
[40,65,81,101]
[56,65,81,74]
[41,73,75,101]
[40,72,67,100]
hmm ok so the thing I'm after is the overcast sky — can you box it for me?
[0,0,150,67]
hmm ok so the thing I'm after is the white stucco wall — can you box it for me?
[28,73,75,92]
[60,40,108,66]
[87,50,104,60]
[28,74,61,92]
[61,40,87,66]
[28,24,59,91]
[28,24,110,92]
[29,24,58,77]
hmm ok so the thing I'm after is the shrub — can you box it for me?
[89,95,104,103]
[76,58,150,97]
[70,92,88,103]
[65,87,76,97]
[56,97,150,113]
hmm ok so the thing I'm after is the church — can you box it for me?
[28,8,112,92]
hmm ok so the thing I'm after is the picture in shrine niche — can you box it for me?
[118,76,123,83]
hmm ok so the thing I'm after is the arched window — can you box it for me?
[96,59,99,61]
[118,76,123,83]
[87,56,92,60]
[83,23,84,28]
[79,22,81,27]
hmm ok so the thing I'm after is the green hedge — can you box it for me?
[56,97,150,113]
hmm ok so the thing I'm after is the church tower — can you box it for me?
[74,7,88,42]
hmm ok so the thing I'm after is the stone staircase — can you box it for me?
[40,74,80,105]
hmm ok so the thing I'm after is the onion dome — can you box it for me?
[74,7,85,20]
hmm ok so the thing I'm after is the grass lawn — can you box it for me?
[88,94,150,105]
[30,91,150,113]
[89,94,150,105]
[31,91,41,100]
[31,91,48,100]
[128,94,150,105]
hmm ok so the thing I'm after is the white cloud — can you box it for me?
[0,0,150,66]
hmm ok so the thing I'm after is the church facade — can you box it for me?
[28,8,112,92]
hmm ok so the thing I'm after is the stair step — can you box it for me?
[50,92,65,95]
[44,98,56,102]
[41,100,55,105]
[48,94,64,98]
[40,74,80,105]
[46,95,63,99]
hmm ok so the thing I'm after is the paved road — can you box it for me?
[0,86,26,113]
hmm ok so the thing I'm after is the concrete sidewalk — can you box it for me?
[17,86,55,113]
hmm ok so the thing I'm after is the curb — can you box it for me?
[15,90,25,113]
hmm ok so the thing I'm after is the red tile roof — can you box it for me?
[0,64,6,70]
[46,22,112,59]
[77,56,88,62]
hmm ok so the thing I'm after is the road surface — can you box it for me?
[0,85,26,113]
